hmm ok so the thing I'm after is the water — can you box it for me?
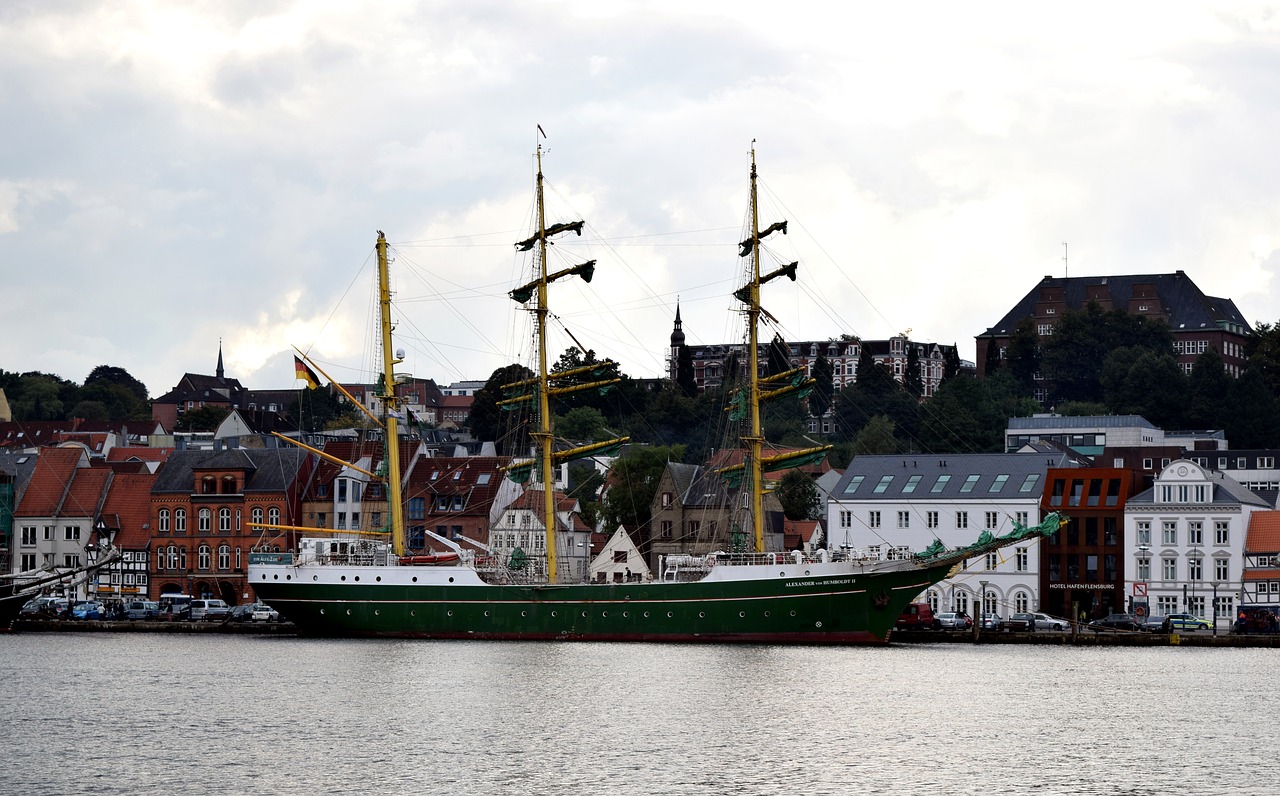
[0,634,1273,795]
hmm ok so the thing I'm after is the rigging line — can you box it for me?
[297,246,377,361]
[757,178,903,338]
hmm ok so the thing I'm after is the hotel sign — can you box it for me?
[1049,583,1114,590]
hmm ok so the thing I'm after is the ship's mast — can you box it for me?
[376,231,406,558]
[746,149,766,553]
[531,146,560,583]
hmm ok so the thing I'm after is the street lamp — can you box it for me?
[1211,581,1221,636]
[977,580,988,640]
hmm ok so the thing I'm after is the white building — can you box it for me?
[827,452,1077,618]
[1124,459,1269,630]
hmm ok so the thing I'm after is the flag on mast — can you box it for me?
[294,355,321,389]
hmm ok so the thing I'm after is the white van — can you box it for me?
[189,598,230,621]
[158,594,193,617]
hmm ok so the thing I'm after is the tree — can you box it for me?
[675,343,697,397]
[287,386,355,432]
[903,343,923,399]
[765,333,791,378]
[1245,320,1280,397]
[808,354,834,421]
[1186,347,1231,429]
[1224,369,1280,448]
[174,405,229,431]
[916,375,1008,453]
[941,344,962,385]
[1040,302,1173,405]
[468,363,535,455]
[1005,317,1041,396]
[10,375,66,420]
[852,414,899,454]
[775,469,820,520]
[601,444,685,533]
[84,365,149,401]
[556,406,610,442]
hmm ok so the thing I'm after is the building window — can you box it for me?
[252,507,264,527]
[1015,511,1029,527]
[1162,558,1177,580]
[158,510,170,533]
[927,511,939,529]
[218,544,230,570]
[960,474,980,493]
[956,511,968,529]
[1162,521,1177,545]
[661,492,673,507]
[1214,521,1229,545]
[1214,558,1229,581]
[1137,557,1150,581]
[1016,547,1028,572]
[1187,521,1203,546]
[661,521,673,539]
[985,512,998,530]
[1136,521,1151,546]
[1015,591,1029,613]
[198,509,211,533]
[198,545,211,571]
[337,480,348,503]
[868,511,881,529]
[931,475,951,493]
[1157,595,1178,615]
[219,508,232,532]
[873,476,893,494]
[839,510,852,528]
[1188,557,1203,581]
[1019,474,1040,493]
[986,552,998,570]
[64,526,81,541]
[897,511,910,529]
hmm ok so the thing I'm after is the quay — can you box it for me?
[891,628,1280,647]
[9,619,297,635]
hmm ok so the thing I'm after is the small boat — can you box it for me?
[399,552,461,566]
[248,142,1065,643]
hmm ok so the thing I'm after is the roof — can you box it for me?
[1127,465,1271,509]
[1245,511,1280,554]
[980,271,1252,338]
[15,447,85,516]
[1007,415,1158,431]
[100,472,158,548]
[151,448,310,494]
[830,453,1076,502]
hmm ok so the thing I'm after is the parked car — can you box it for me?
[935,611,973,630]
[249,603,279,622]
[189,598,231,621]
[1166,613,1210,631]
[1090,613,1142,632]
[158,594,193,619]
[21,596,69,616]
[124,600,160,620]
[69,601,105,620]
[1142,615,1172,633]
[979,612,1001,630]
[895,602,938,630]
[1000,612,1069,632]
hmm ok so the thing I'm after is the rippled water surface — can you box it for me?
[0,634,1273,795]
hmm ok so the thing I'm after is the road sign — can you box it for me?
[1134,604,1148,618]
[1133,582,1148,597]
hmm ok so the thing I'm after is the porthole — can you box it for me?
[779,572,786,577]
[739,611,745,618]
[319,609,325,615]
[551,611,557,617]
[412,577,418,583]
[313,575,318,582]
[804,570,811,576]
[764,611,770,617]
[643,611,650,618]
[448,577,454,583]
[345,609,351,615]
[340,576,346,582]
[790,610,796,617]
[581,611,588,618]
[285,575,291,580]
[354,576,360,582]
[667,612,673,618]
[447,610,453,617]
[410,610,416,617]
[484,611,490,617]
[521,611,527,617]
[376,576,382,582]
[815,621,822,628]
[623,612,629,618]
[375,610,380,616]
[273,574,279,580]
[602,611,608,618]
[698,612,705,618]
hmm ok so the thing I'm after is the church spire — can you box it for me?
[216,339,225,381]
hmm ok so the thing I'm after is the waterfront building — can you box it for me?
[827,452,1077,618]
[402,454,516,551]
[489,486,592,582]
[1123,459,1268,631]
[1240,511,1280,612]
[1038,465,1147,620]
[12,447,110,599]
[92,471,158,601]
[149,447,313,604]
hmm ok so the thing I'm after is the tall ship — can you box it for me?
[248,143,1063,643]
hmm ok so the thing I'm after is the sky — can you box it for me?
[4,2,1280,398]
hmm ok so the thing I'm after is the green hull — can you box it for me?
[250,560,957,644]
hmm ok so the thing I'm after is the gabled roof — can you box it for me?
[14,447,86,516]
[1245,511,1280,555]
[100,472,158,548]
[831,452,1076,502]
[980,271,1251,338]
[1127,465,1271,509]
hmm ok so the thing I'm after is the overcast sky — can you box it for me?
[4,2,1280,398]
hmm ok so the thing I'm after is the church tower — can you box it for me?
[669,301,686,381]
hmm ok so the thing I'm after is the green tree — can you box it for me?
[174,405,230,431]
[601,444,685,534]
[916,375,1008,453]
[567,462,605,530]
[775,469,820,520]
[468,364,535,455]
[1244,320,1280,396]
[288,386,355,433]
[808,354,834,421]
[84,365,149,401]
[675,344,697,397]
[557,406,610,442]
[941,344,962,385]
[903,343,924,399]
[10,374,66,420]
[1005,317,1041,395]
[852,414,900,454]
[1186,347,1231,429]
[1224,369,1280,448]
[1040,302,1174,405]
